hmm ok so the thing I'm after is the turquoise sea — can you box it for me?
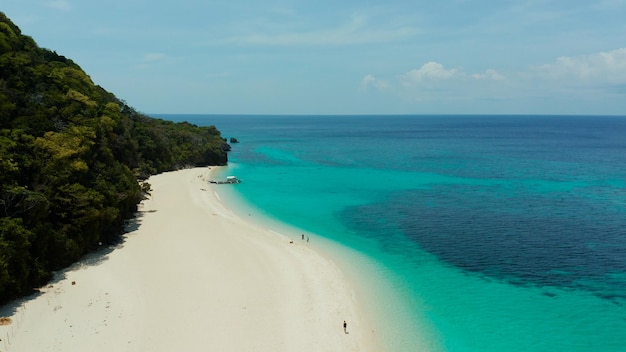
[158,114,626,351]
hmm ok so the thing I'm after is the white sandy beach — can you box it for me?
[0,167,377,352]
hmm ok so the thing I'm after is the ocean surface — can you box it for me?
[157,114,626,351]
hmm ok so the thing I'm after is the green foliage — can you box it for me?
[0,12,231,304]
[0,218,35,299]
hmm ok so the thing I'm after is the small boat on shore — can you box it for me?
[209,176,241,184]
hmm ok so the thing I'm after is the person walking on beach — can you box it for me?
[302,233,304,240]
[343,320,347,334]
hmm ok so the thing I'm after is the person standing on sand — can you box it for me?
[343,320,347,334]
[302,234,304,240]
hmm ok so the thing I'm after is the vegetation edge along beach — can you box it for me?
[0,12,231,304]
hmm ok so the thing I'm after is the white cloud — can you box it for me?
[400,62,504,84]
[224,15,418,46]
[364,62,512,103]
[592,0,626,11]
[532,48,626,83]
[379,48,626,98]
[472,69,505,81]
[400,62,459,86]
[360,74,389,90]
[46,0,72,11]
[360,74,377,89]
[359,48,626,110]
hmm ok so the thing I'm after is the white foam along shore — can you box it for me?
[0,167,379,352]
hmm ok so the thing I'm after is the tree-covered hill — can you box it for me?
[0,12,230,304]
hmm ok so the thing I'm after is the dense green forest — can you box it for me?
[0,13,231,304]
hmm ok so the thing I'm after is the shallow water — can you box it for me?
[159,114,626,351]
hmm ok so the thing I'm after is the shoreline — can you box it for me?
[212,164,440,352]
[0,167,379,351]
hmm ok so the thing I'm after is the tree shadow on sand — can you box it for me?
[0,209,157,318]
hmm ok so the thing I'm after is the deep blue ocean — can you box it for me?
[158,114,626,351]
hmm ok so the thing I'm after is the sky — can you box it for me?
[3,0,626,115]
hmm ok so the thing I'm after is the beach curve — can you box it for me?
[0,167,378,352]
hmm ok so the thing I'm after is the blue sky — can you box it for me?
[3,0,626,115]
